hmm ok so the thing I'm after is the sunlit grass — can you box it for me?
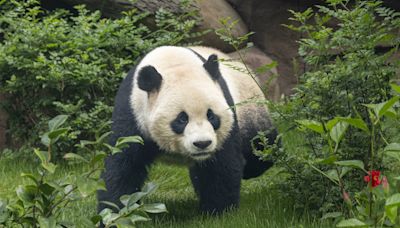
[0,155,331,227]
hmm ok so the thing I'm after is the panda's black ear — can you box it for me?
[137,65,163,92]
[203,54,220,80]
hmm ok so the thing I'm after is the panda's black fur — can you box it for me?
[97,46,276,218]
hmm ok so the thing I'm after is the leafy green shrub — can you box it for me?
[297,85,400,226]
[0,115,166,227]
[0,0,200,153]
[271,0,400,215]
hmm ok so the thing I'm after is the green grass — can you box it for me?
[0,155,331,228]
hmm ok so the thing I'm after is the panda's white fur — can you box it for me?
[130,46,266,161]
[98,46,275,217]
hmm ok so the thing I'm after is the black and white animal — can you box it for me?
[97,46,276,215]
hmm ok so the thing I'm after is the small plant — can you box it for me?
[97,182,167,228]
[271,0,400,214]
[0,115,166,227]
[297,84,400,227]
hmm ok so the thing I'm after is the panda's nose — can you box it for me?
[193,140,212,149]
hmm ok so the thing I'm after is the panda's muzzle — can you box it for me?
[193,140,212,149]
[190,151,213,159]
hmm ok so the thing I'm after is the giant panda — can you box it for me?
[97,46,276,215]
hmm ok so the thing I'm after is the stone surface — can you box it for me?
[227,0,319,96]
[195,0,248,52]
[228,47,280,101]
[226,0,400,96]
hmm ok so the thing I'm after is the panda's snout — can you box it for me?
[193,140,212,149]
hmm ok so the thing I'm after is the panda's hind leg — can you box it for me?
[241,114,277,179]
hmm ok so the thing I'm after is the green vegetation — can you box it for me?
[0,0,200,152]
[0,0,400,227]
[0,156,329,228]
[267,0,400,226]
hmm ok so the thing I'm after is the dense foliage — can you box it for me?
[271,0,400,220]
[0,0,200,154]
[0,115,166,227]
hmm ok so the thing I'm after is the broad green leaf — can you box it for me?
[383,106,397,119]
[104,144,122,155]
[41,133,50,147]
[48,115,68,131]
[99,201,120,211]
[326,118,339,131]
[330,121,349,144]
[334,160,365,171]
[79,140,96,147]
[384,143,400,161]
[121,192,147,207]
[16,185,37,204]
[42,162,57,174]
[340,167,352,178]
[296,119,324,134]
[21,173,38,185]
[337,117,369,133]
[326,169,339,182]
[384,143,400,152]
[64,153,89,163]
[386,205,397,224]
[321,211,342,220]
[91,152,107,166]
[114,217,135,227]
[96,131,112,144]
[142,203,167,214]
[115,136,144,148]
[379,96,399,117]
[336,218,368,227]
[386,193,400,207]
[39,183,55,195]
[38,216,57,228]
[63,185,80,201]
[47,181,63,192]
[364,97,399,118]
[34,149,47,163]
[142,182,157,195]
[130,214,151,223]
[91,215,103,225]
[48,128,68,139]
[315,155,337,165]
[99,208,119,225]
[391,83,400,93]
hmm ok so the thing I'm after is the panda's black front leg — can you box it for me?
[97,140,159,213]
[189,142,245,214]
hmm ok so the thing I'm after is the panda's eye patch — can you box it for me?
[207,109,215,120]
[177,112,188,124]
[171,111,188,134]
[207,109,220,130]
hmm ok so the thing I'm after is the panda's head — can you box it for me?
[132,47,234,161]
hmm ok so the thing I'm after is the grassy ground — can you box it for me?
[0,155,331,228]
